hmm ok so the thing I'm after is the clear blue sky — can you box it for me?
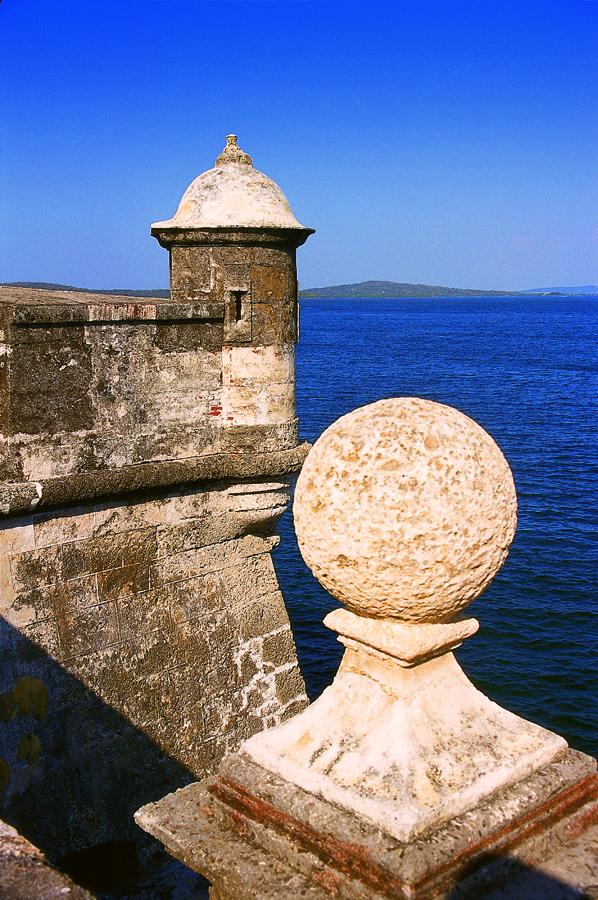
[1,0,597,291]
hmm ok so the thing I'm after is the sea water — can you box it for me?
[273,296,598,757]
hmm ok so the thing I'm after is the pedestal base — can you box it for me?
[242,649,568,842]
[136,748,597,899]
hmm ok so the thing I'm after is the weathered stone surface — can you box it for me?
[251,299,297,344]
[244,647,567,842]
[0,134,313,882]
[218,421,299,454]
[152,134,312,233]
[0,483,308,858]
[169,246,213,296]
[154,320,224,351]
[0,443,308,516]
[136,749,598,899]
[324,607,479,667]
[0,818,92,899]
[10,325,94,435]
[294,397,517,622]
[0,281,305,503]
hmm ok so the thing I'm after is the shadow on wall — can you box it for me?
[1,627,594,898]
[0,617,208,896]
[445,851,596,899]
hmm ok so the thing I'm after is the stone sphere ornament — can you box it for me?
[241,398,565,851]
[294,398,517,622]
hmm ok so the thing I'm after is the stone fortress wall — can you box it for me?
[0,135,313,866]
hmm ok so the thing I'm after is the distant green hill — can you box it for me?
[298,280,515,299]
[8,279,590,301]
[1,281,170,298]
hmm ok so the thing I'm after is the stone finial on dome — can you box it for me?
[215,134,253,167]
[151,134,313,235]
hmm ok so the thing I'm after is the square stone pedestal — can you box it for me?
[136,747,597,899]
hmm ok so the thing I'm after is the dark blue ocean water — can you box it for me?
[273,296,598,758]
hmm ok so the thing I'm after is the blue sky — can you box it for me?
[1,0,597,291]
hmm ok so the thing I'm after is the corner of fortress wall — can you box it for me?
[0,221,310,860]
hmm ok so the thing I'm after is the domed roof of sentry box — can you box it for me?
[152,135,312,232]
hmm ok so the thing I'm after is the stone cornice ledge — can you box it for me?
[0,443,310,517]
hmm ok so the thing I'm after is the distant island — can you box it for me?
[298,280,515,299]
[2,280,597,300]
[522,284,598,296]
[299,279,598,299]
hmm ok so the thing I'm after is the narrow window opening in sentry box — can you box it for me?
[231,290,246,322]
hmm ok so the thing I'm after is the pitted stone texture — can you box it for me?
[0,287,305,502]
[243,648,566,842]
[294,397,517,622]
[0,819,92,899]
[0,482,307,858]
[136,750,598,900]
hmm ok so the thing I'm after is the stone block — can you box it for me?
[167,617,212,669]
[97,562,151,600]
[0,519,35,555]
[156,516,244,558]
[169,246,212,294]
[262,629,298,670]
[251,246,295,269]
[135,626,184,677]
[1,592,37,629]
[163,665,204,711]
[207,553,281,611]
[117,585,177,641]
[62,528,157,580]
[22,618,61,658]
[209,247,255,269]
[155,322,224,351]
[238,592,290,642]
[201,693,244,739]
[16,432,95,481]
[221,381,295,426]
[249,265,287,301]
[0,437,24,484]
[219,420,299,453]
[172,572,222,619]
[10,544,64,592]
[10,328,93,435]
[149,534,274,587]
[93,490,211,535]
[128,423,220,465]
[21,575,99,621]
[222,344,294,386]
[33,508,95,548]
[274,666,306,705]
[251,300,296,345]
[58,599,120,660]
